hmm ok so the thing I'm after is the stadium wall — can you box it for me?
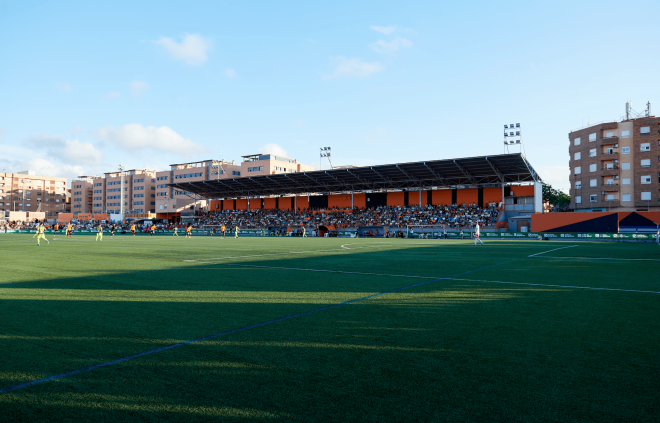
[531,212,660,232]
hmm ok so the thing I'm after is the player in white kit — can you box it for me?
[474,223,484,246]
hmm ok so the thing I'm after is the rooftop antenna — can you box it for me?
[626,101,630,120]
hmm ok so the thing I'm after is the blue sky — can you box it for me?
[1,0,659,191]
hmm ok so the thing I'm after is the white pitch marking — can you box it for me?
[189,245,390,262]
[445,278,660,294]
[527,245,578,257]
[539,256,660,262]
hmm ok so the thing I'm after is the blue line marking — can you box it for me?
[0,258,517,394]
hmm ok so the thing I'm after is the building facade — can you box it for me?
[569,116,659,212]
[0,171,68,216]
[70,155,315,216]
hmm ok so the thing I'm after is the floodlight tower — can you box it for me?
[503,123,526,156]
[320,147,332,170]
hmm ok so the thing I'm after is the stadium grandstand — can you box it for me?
[168,153,543,234]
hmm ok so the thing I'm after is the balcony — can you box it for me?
[600,152,619,161]
[602,183,620,192]
[596,136,619,146]
[601,164,620,176]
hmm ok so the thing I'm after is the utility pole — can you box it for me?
[119,164,125,216]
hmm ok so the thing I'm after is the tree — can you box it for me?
[542,183,570,206]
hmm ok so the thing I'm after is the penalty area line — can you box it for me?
[527,245,578,257]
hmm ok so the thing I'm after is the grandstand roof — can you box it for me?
[168,153,541,199]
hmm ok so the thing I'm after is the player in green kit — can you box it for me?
[173,226,178,236]
[234,225,239,239]
[96,224,103,241]
[302,226,307,237]
[36,223,49,246]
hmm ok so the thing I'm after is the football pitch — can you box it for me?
[1,234,659,422]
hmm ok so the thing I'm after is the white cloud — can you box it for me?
[26,135,104,166]
[321,57,384,80]
[130,80,149,98]
[106,91,121,99]
[371,38,413,54]
[258,143,288,157]
[0,156,85,182]
[95,123,208,155]
[225,68,236,78]
[370,26,396,34]
[153,34,209,65]
[55,82,72,92]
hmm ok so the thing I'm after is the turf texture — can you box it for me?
[0,234,659,422]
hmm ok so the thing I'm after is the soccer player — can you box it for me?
[150,225,156,236]
[460,228,464,239]
[131,224,136,236]
[186,225,192,238]
[234,225,239,239]
[110,224,116,237]
[221,224,226,238]
[474,223,484,246]
[96,224,103,242]
[36,223,49,246]
[173,226,179,237]
[66,223,73,238]
[53,223,59,237]
[302,226,307,238]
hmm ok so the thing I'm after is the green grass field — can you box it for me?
[1,233,659,422]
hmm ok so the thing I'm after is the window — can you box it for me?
[640,126,650,135]
[606,179,614,186]
[641,159,651,167]
[134,178,144,183]
[232,171,241,176]
[574,138,581,146]
[622,194,631,202]
[133,193,144,198]
[622,162,630,170]
[590,179,597,187]
[641,192,651,201]
[589,164,597,172]
[622,146,630,154]
[621,130,630,138]
[641,143,650,151]
[606,194,614,201]
[157,192,167,196]
[134,186,144,191]
[248,166,264,172]
[157,176,168,180]
[574,152,581,160]
[622,178,630,186]
[574,166,581,175]
[590,194,597,202]
[589,148,597,157]
[589,133,596,142]
[641,175,651,184]
[605,131,614,138]
[134,201,144,205]
[575,196,581,204]
[575,181,582,189]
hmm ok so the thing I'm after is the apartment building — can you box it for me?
[568,116,660,211]
[71,177,97,215]
[156,160,242,213]
[240,154,314,176]
[0,171,68,216]
[95,169,157,214]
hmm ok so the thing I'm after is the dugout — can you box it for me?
[358,226,387,237]
[267,226,289,236]
[318,225,338,237]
